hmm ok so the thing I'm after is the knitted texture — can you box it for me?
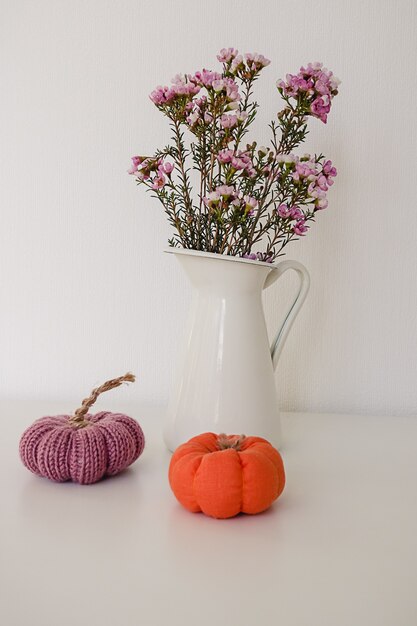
[19,411,145,484]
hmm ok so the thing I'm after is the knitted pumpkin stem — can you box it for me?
[217,434,246,451]
[69,373,135,428]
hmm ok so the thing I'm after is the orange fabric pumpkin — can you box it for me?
[168,433,285,519]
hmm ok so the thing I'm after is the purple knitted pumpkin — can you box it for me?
[19,373,145,484]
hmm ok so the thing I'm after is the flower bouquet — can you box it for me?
[129,48,340,262]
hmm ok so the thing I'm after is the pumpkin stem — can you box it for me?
[217,434,246,451]
[69,373,135,428]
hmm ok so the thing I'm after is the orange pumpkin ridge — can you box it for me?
[168,433,285,519]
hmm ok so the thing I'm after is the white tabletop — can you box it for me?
[1,401,417,626]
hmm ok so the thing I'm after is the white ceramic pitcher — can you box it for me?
[163,249,310,451]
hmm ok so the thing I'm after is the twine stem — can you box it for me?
[69,373,135,427]
[217,433,246,451]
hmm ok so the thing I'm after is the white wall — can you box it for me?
[1,0,416,416]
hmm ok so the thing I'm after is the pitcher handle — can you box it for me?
[264,260,310,371]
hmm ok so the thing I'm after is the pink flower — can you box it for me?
[310,96,331,123]
[217,48,239,63]
[298,64,340,94]
[149,86,174,105]
[151,175,166,190]
[243,195,258,215]
[170,74,199,96]
[223,78,240,102]
[276,153,297,167]
[186,110,200,126]
[127,155,145,175]
[242,252,272,263]
[231,152,255,177]
[217,148,255,177]
[244,53,271,70]
[203,190,221,207]
[329,74,341,92]
[277,203,304,221]
[277,62,340,123]
[290,207,303,220]
[316,175,329,191]
[149,75,200,107]
[193,69,222,88]
[230,52,270,76]
[230,54,244,74]
[220,114,238,129]
[217,149,234,164]
[212,78,226,92]
[201,76,240,102]
[193,96,207,108]
[216,185,235,197]
[293,220,308,235]
[314,79,328,96]
[130,157,156,181]
[307,184,328,209]
[162,162,174,175]
[186,96,214,128]
[236,111,248,123]
[316,197,328,210]
[301,62,323,73]
[277,203,292,218]
[277,74,313,97]
[323,160,337,178]
[293,160,318,182]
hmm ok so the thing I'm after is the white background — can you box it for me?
[1,0,416,416]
